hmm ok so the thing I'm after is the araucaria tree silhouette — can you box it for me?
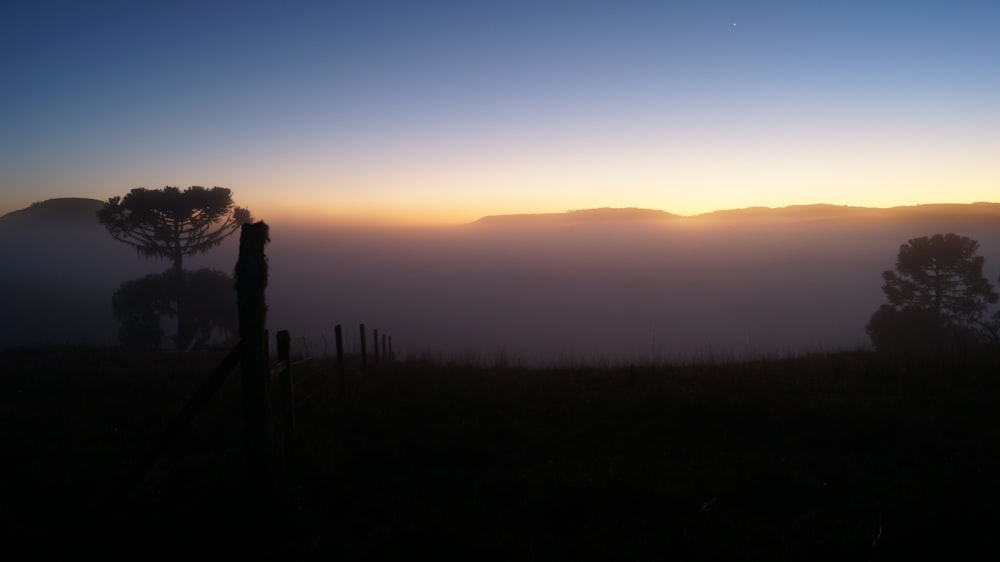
[98,186,251,276]
[867,233,999,353]
[98,186,251,349]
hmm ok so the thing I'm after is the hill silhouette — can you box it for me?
[0,197,104,227]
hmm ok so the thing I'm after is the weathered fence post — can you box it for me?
[382,333,388,362]
[360,323,367,374]
[235,221,272,498]
[389,335,393,363]
[374,329,380,366]
[276,329,294,470]
[335,324,345,399]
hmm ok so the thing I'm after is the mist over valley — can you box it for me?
[4,199,1000,363]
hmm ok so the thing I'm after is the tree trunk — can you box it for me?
[173,246,188,350]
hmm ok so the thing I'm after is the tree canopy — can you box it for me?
[98,186,251,274]
[867,233,998,353]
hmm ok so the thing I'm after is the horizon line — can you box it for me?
[3,198,1000,228]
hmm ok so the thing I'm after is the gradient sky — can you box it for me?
[2,0,998,225]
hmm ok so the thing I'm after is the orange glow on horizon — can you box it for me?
[245,192,1000,229]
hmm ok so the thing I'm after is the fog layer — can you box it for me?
[5,202,1000,364]
[265,206,1000,363]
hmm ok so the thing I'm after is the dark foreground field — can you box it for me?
[2,347,1000,560]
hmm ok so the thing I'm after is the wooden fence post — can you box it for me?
[335,324,345,399]
[360,323,367,374]
[382,333,388,362]
[276,329,294,469]
[389,335,393,363]
[235,221,272,498]
[374,329,380,366]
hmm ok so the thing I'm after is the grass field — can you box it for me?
[2,346,999,560]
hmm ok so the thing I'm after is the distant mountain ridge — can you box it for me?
[470,207,679,226]
[470,202,1000,226]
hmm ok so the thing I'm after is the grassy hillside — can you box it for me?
[3,346,1000,559]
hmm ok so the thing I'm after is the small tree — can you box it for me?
[867,233,998,353]
[99,186,251,349]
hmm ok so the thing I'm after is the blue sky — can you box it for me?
[2,0,998,224]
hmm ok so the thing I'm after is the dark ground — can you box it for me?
[2,346,999,560]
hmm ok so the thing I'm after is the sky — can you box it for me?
[2,0,998,226]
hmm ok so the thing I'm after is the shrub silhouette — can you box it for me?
[112,268,238,350]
